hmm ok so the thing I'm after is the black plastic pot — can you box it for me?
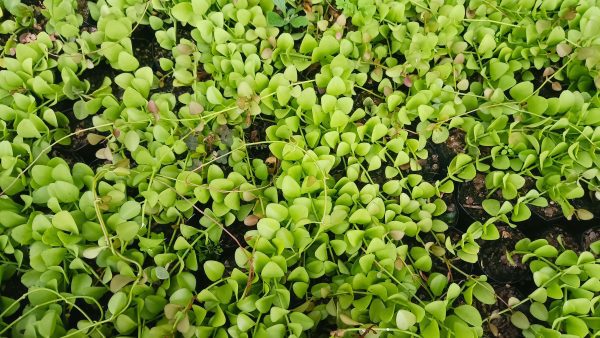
[443,227,478,280]
[530,201,565,224]
[478,284,526,338]
[422,142,446,177]
[436,129,467,168]
[399,142,447,180]
[538,225,580,252]
[439,191,459,229]
[479,225,530,284]
[571,196,600,223]
[456,175,497,224]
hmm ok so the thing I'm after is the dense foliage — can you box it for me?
[1,0,600,337]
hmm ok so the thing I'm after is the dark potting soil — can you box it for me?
[81,60,118,94]
[0,274,31,324]
[480,225,529,283]
[458,173,503,222]
[530,68,563,99]
[480,284,525,338]
[437,128,492,165]
[531,200,562,221]
[446,128,466,154]
[572,195,600,220]
[529,180,598,223]
[0,33,11,51]
[192,196,247,270]
[20,0,41,5]
[521,175,561,222]
[440,227,478,280]
[51,115,106,168]
[396,142,445,180]
[424,228,478,282]
[65,295,109,328]
[368,165,388,186]
[69,118,95,151]
[356,86,383,108]
[540,226,580,251]
[439,192,459,227]
[76,0,90,24]
[132,38,157,69]
[419,143,444,177]
[582,227,600,252]
[438,128,467,164]
[219,222,247,256]
[51,148,85,167]
[301,63,322,83]
[156,73,193,102]
[417,143,443,176]
[244,117,272,161]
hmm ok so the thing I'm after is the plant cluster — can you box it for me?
[1,0,600,337]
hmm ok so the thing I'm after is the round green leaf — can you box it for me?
[52,211,79,234]
[454,305,482,327]
[326,76,346,96]
[105,19,131,41]
[117,51,139,72]
[108,292,128,314]
[510,311,530,329]
[116,221,139,242]
[119,200,141,220]
[204,260,225,281]
[396,309,417,330]
[261,261,285,279]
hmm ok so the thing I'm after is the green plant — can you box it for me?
[266,0,308,30]
[507,238,600,338]
[1,0,600,337]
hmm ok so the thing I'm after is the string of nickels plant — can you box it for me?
[520,55,575,103]
[0,289,105,336]
[46,0,152,59]
[91,169,145,276]
[147,78,319,124]
[138,126,198,236]
[331,326,422,337]
[240,124,268,213]
[481,256,600,324]
[462,18,519,27]
[185,138,333,264]
[0,121,116,197]
[360,238,456,327]
[160,184,257,299]
[54,170,151,338]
